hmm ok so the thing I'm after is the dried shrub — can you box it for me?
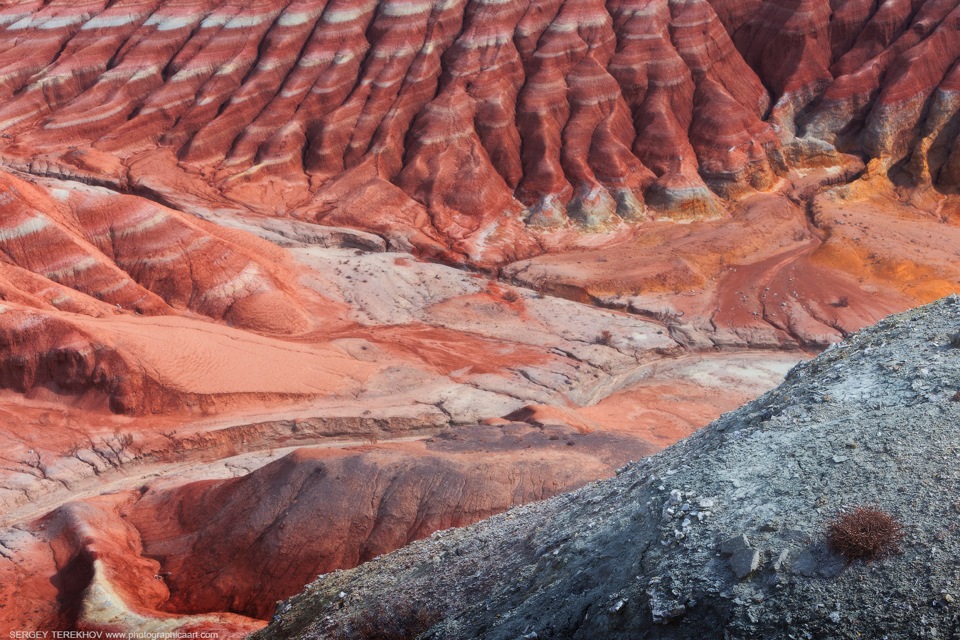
[501,289,520,303]
[827,506,903,563]
[340,601,442,640]
[832,296,850,308]
[595,330,613,346]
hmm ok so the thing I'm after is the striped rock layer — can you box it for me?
[0,0,958,265]
[1,0,960,635]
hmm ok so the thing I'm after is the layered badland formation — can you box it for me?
[259,296,960,640]
[0,0,960,635]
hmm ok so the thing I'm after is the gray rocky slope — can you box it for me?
[255,296,960,639]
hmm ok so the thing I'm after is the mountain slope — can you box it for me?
[258,295,960,639]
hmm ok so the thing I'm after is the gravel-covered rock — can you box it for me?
[255,296,960,640]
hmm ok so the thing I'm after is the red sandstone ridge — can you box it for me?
[0,0,781,263]
[125,425,651,620]
[0,170,322,333]
[714,0,960,190]
[0,0,957,263]
[0,424,653,634]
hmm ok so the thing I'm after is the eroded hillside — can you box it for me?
[0,0,959,635]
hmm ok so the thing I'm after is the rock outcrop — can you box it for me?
[258,296,960,639]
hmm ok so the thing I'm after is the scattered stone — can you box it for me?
[773,549,790,572]
[609,598,627,613]
[793,544,846,579]
[720,534,752,556]
[730,548,761,579]
[648,591,686,625]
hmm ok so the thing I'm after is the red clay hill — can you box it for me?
[1,0,959,262]
[1,0,960,635]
